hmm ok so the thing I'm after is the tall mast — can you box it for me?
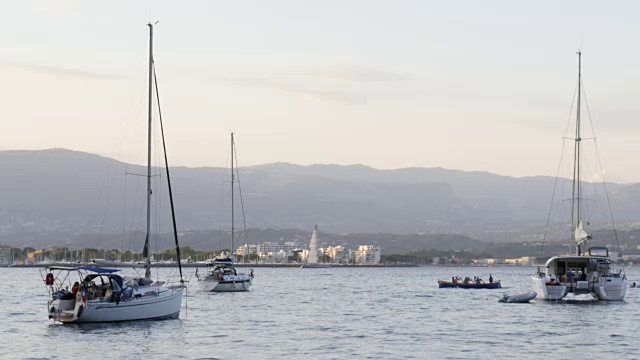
[145,23,154,278]
[231,132,235,258]
[570,51,582,255]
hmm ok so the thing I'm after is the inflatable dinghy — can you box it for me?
[499,291,537,303]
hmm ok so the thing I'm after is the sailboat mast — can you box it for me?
[145,23,154,278]
[570,51,582,255]
[231,132,235,257]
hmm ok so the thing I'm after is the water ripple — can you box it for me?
[1,267,640,359]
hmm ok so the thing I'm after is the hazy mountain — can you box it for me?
[0,148,636,248]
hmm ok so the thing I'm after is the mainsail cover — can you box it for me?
[574,221,591,245]
[142,234,149,258]
[308,225,318,264]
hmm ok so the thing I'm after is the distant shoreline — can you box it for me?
[4,262,420,269]
[2,262,553,269]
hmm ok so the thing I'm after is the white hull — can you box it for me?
[49,285,184,323]
[532,277,568,300]
[198,275,252,292]
[532,275,627,301]
[594,280,627,301]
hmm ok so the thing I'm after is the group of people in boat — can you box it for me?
[451,274,494,285]
[50,273,142,304]
[51,281,81,301]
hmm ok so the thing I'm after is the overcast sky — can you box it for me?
[2,1,640,182]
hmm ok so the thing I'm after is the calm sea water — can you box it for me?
[1,266,639,359]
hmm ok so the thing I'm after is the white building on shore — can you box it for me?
[0,244,12,265]
[350,245,381,265]
[235,241,381,264]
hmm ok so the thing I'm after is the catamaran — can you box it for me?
[301,225,331,268]
[43,23,186,322]
[532,51,627,301]
[197,133,253,292]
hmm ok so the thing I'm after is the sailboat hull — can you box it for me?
[197,274,252,292]
[532,274,627,301]
[532,276,567,300]
[594,279,627,301]
[49,286,184,323]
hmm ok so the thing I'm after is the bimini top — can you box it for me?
[210,257,233,264]
[545,247,612,267]
[46,265,120,274]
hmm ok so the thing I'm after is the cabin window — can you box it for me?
[556,261,566,275]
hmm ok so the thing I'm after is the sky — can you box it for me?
[2,1,640,182]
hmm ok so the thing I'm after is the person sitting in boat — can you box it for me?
[71,281,80,295]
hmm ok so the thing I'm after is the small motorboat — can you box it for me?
[499,291,537,303]
[438,277,501,289]
[197,257,253,292]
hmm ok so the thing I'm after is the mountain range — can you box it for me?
[0,148,639,249]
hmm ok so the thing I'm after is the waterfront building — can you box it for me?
[236,241,381,265]
[0,244,12,265]
[351,245,381,264]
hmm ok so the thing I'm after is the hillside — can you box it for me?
[0,148,636,248]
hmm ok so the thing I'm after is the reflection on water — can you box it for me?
[1,266,639,359]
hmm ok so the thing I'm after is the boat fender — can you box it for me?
[76,305,84,318]
[49,306,56,314]
[45,273,54,286]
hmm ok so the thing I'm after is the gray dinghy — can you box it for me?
[499,291,537,303]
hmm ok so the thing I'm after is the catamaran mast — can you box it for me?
[231,132,235,258]
[145,23,154,278]
[570,51,582,255]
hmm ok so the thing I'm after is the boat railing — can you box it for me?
[40,268,75,298]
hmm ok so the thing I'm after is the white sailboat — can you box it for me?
[532,51,627,301]
[301,225,331,268]
[43,23,186,322]
[197,133,253,292]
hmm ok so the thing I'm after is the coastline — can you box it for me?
[5,262,420,268]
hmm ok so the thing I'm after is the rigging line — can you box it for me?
[540,79,579,259]
[153,64,184,282]
[86,77,138,242]
[217,146,231,252]
[124,63,148,170]
[96,159,122,243]
[130,177,147,251]
[128,176,140,244]
[122,174,128,259]
[152,102,161,274]
[581,82,622,256]
[233,139,251,248]
[93,48,148,243]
